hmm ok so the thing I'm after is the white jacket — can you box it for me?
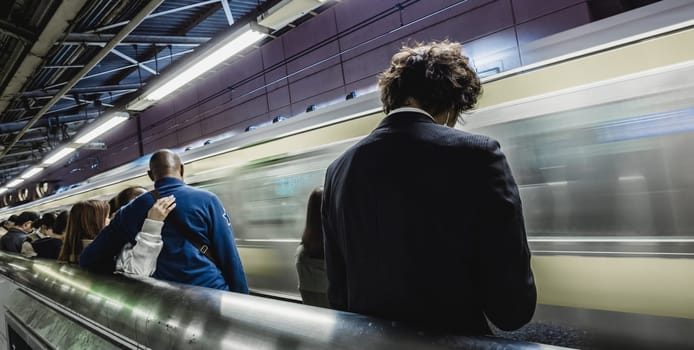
[116,219,164,276]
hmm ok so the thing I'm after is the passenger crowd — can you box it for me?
[0,41,536,335]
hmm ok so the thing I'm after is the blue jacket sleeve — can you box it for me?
[322,171,348,311]
[208,195,248,294]
[80,211,128,273]
[478,138,537,331]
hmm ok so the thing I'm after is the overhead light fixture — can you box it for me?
[258,0,327,30]
[43,147,76,165]
[6,179,24,188]
[0,187,7,194]
[75,112,129,144]
[20,167,43,180]
[127,23,268,111]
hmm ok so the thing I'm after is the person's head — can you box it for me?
[111,186,148,216]
[53,210,68,235]
[58,200,110,264]
[6,215,18,229]
[378,40,482,126]
[301,187,324,259]
[14,211,39,233]
[148,149,184,182]
[38,212,57,235]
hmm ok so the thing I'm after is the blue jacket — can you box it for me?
[322,111,536,334]
[80,177,248,293]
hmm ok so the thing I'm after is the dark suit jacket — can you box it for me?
[321,110,536,334]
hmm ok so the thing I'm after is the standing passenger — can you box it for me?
[321,41,536,334]
[25,212,63,259]
[58,200,110,264]
[80,149,248,293]
[295,187,329,307]
[1,212,39,253]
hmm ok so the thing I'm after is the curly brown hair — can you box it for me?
[378,40,482,123]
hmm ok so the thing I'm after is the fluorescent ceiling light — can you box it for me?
[7,179,24,188]
[20,167,44,179]
[75,113,129,144]
[0,187,7,194]
[258,0,326,30]
[43,147,76,165]
[144,26,267,102]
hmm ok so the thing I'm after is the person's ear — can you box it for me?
[147,170,154,181]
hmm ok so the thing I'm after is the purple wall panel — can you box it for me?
[141,99,174,126]
[288,64,344,102]
[261,36,286,68]
[338,12,401,61]
[290,87,346,117]
[401,0,496,24]
[144,132,179,154]
[230,75,267,103]
[342,42,399,84]
[176,120,202,145]
[265,65,288,89]
[285,42,341,83]
[267,85,290,111]
[516,3,591,44]
[282,8,338,59]
[200,94,268,136]
[333,0,400,32]
[344,76,379,97]
[225,50,265,84]
[512,0,586,23]
[400,0,514,44]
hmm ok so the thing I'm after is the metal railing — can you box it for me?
[0,252,567,349]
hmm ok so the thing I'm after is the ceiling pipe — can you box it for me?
[0,112,99,134]
[60,33,210,46]
[0,0,167,161]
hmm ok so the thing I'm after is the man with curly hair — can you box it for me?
[321,41,536,334]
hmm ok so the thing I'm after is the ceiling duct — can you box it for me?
[257,0,326,30]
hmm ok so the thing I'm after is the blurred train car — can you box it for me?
[2,3,694,348]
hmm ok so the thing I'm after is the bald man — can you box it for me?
[80,149,248,293]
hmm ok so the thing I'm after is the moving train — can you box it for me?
[2,3,694,348]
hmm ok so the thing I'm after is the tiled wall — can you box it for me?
[51,0,597,186]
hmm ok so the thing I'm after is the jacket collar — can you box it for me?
[154,176,185,188]
[377,107,439,129]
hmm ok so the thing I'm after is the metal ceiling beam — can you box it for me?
[221,0,235,26]
[0,0,167,161]
[103,3,221,87]
[110,49,158,75]
[61,33,210,46]
[22,84,141,98]
[86,0,220,33]
[43,49,193,91]
[0,0,88,118]
[0,19,37,43]
[59,96,114,108]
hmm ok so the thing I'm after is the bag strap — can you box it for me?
[150,190,221,269]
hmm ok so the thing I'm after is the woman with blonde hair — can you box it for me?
[58,200,110,264]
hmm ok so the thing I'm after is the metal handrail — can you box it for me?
[0,252,566,349]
